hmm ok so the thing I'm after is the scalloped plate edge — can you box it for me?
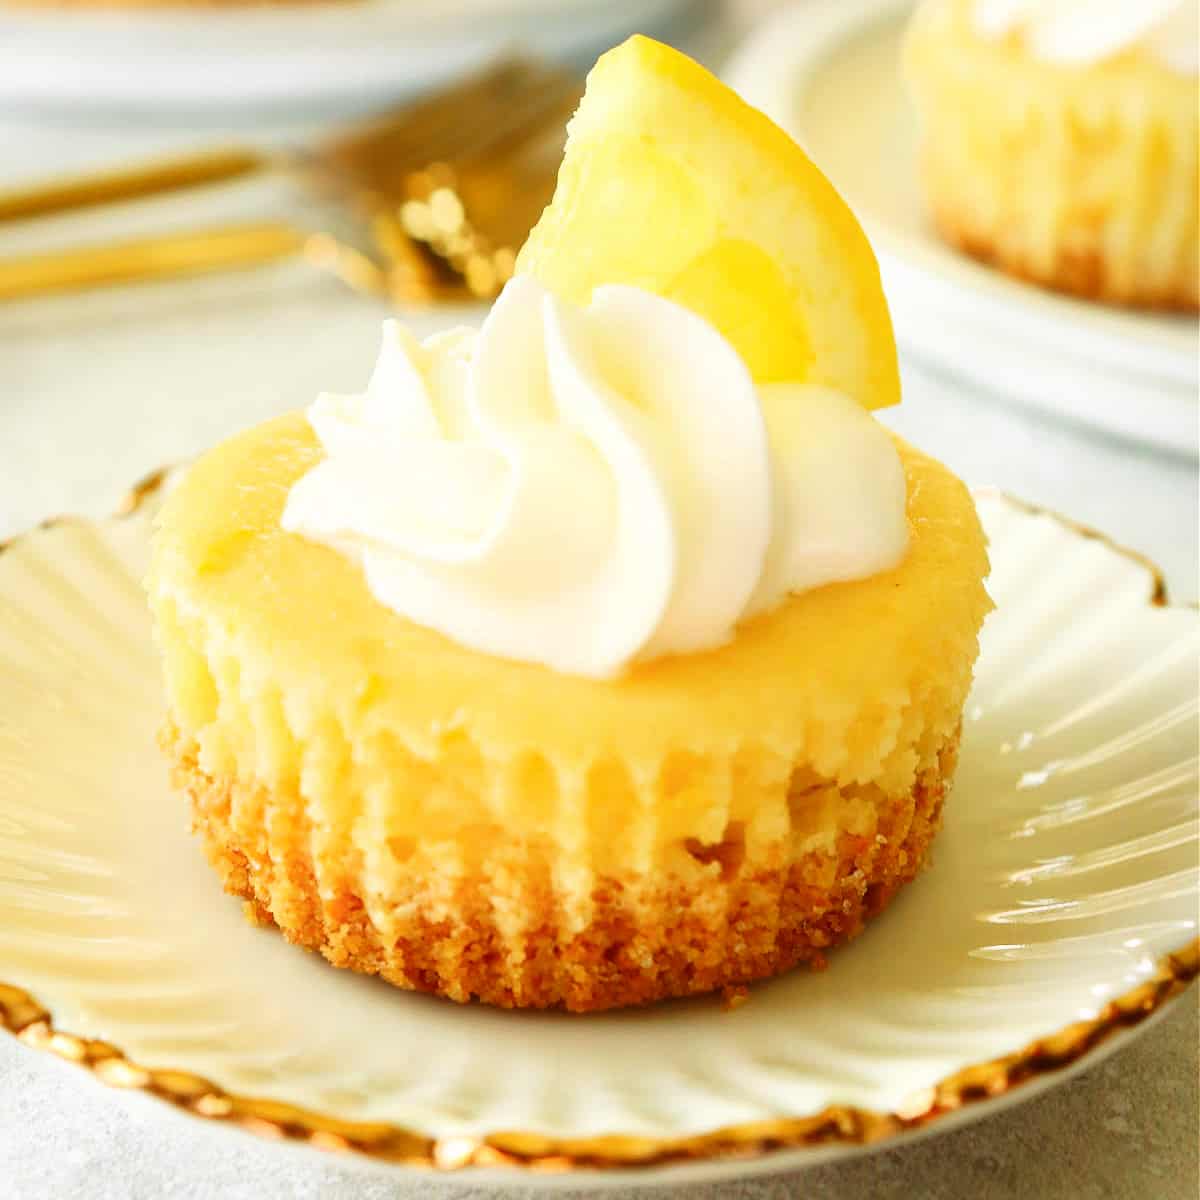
[0,467,1196,1182]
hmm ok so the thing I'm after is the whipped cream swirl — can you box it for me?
[973,0,1199,74]
[282,277,908,678]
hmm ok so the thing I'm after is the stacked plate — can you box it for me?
[0,0,702,116]
[726,0,1199,458]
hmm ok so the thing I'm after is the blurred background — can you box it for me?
[0,0,1195,602]
[0,4,1196,1198]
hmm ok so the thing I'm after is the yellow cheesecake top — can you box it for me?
[150,412,989,799]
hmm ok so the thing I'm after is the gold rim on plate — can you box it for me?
[0,468,1196,1174]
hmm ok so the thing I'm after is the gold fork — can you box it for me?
[0,58,581,305]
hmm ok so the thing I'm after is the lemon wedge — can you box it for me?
[517,35,900,409]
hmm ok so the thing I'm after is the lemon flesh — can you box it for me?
[517,36,901,409]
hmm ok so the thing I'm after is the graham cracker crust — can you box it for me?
[171,732,959,1012]
[930,204,1199,313]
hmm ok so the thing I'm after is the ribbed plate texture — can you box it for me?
[0,492,1195,1152]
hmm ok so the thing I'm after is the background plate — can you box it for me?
[0,486,1196,1186]
[726,0,1200,458]
[0,0,703,116]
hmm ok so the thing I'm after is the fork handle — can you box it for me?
[0,222,306,302]
[0,147,269,224]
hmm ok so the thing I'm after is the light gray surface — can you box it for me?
[1,7,1198,1196]
[0,1001,1196,1199]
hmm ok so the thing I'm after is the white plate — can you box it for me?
[726,0,1200,458]
[0,480,1196,1187]
[0,0,700,117]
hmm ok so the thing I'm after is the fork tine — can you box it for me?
[394,71,577,243]
[319,59,570,185]
[317,58,527,163]
[436,71,582,170]
[393,120,572,300]
[418,60,577,165]
[352,66,578,219]
[456,122,567,248]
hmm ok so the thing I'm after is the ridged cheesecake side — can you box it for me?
[168,721,959,1011]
